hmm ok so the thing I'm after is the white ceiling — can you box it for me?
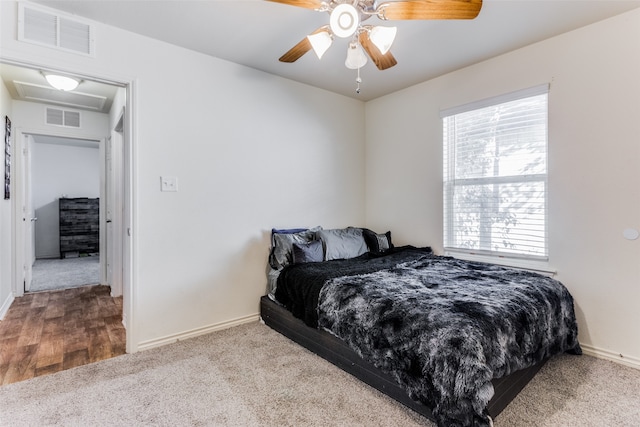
[0,62,119,113]
[6,0,640,102]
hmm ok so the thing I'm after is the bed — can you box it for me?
[261,227,581,427]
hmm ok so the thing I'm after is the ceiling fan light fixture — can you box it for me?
[330,3,359,38]
[369,26,397,55]
[307,31,333,59]
[44,74,80,91]
[345,42,368,69]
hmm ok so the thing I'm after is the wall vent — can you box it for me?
[18,3,95,56]
[46,108,81,128]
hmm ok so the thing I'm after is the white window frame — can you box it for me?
[441,84,552,271]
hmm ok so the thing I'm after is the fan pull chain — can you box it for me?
[356,66,362,94]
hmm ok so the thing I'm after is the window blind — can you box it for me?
[442,86,549,260]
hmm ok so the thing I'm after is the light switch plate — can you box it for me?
[160,176,178,192]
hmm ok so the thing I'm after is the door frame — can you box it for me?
[14,129,105,296]
[103,110,125,297]
[6,60,137,353]
[22,133,34,292]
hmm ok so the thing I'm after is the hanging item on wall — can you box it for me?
[4,116,10,200]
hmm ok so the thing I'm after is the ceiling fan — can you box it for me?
[267,0,483,73]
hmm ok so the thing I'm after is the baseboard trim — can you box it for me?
[0,293,15,320]
[36,254,60,259]
[136,313,260,352]
[581,343,640,370]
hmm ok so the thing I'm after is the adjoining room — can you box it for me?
[30,135,100,293]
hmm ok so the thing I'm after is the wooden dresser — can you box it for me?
[59,197,99,258]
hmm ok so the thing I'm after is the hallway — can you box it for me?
[0,285,125,385]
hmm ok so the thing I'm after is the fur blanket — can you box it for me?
[317,254,581,427]
[275,246,434,327]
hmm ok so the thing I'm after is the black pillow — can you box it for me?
[292,240,324,264]
[362,229,393,254]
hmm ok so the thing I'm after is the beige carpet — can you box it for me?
[1,322,638,426]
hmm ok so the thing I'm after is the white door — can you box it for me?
[108,112,125,297]
[105,136,114,286]
[23,134,36,292]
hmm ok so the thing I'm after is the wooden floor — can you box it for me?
[0,285,125,385]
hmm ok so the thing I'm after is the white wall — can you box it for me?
[109,88,126,127]
[10,99,109,258]
[0,79,13,318]
[1,1,366,349]
[366,9,640,366]
[11,100,110,138]
[31,140,100,258]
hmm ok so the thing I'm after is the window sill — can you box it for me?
[443,250,557,276]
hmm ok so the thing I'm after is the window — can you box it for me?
[442,85,549,260]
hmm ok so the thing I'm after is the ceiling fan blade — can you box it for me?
[279,26,329,63]
[377,0,482,20]
[359,32,397,71]
[266,0,326,11]
[279,38,312,63]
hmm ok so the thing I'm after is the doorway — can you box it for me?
[25,134,101,293]
[1,60,134,354]
[18,132,115,294]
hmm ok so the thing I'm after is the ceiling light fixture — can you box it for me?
[329,4,359,38]
[271,0,483,94]
[326,4,395,94]
[307,31,333,59]
[44,74,80,91]
[345,42,368,69]
[369,25,397,55]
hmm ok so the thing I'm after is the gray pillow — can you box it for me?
[270,227,322,270]
[292,240,324,264]
[317,227,368,261]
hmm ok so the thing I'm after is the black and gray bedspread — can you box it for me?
[275,246,435,327]
[275,247,581,427]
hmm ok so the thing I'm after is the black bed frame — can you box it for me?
[260,295,545,422]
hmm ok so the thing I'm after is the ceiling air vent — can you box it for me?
[46,108,81,128]
[18,3,95,56]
